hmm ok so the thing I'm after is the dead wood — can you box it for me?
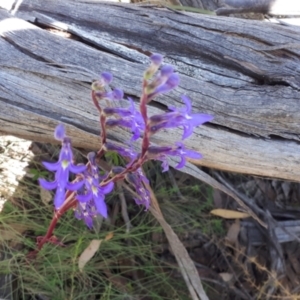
[0,1,300,181]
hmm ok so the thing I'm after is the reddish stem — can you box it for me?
[37,195,77,250]
[92,90,107,153]
[140,80,150,158]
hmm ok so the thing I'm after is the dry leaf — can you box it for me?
[210,209,250,219]
[78,239,102,272]
[105,232,114,241]
[219,272,234,282]
[225,220,240,245]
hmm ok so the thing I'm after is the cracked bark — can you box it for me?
[0,0,300,181]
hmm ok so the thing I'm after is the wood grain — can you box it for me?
[0,1,300,181]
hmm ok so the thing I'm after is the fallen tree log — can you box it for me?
[0,0,300,181]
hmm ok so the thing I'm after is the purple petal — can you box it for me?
[166,73,180,88]
[54,187,66,209]
[182,125,194,140]
[42,161,60,172]
[87,152,96,164]
[77,191,93,203]
[66,180,85,191]
[69,163,86,174]
[101,181,114,195]
[181,96,192,114]
[151,73,180,96]
[190,114,214,127]
[175,156,186,169]
[184,149,203,160]
[160,65,174,77]
[55,167,69,187]
[39,178,57,190]
[54,124,65,140]
[101,72,113,85]
[106,119,131,128]
[150,53,163,66]
[105,142,138,160]
[104,107,132,117]
[83,213,94,229]
[94,194,107,218]
[131,128,141,141]
[160,158,169,172]
[112,88,124,100]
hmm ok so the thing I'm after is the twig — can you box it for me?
[213,171,267,226]
[213,172,286,297]
[117,182,132,233]
[170,158,267,228]
[146,183,209,300]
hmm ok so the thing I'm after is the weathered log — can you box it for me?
[0,0,300,181]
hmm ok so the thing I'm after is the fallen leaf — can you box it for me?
[78,239,102,272]
[225,220,240,245]
[219,272,234,283]
[105,232,114,241]
[210,209,250,219]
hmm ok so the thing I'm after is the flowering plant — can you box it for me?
[36,54,213,252]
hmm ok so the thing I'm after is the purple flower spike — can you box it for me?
[126,168,151,210]
[77,181,114,219]
[39,128,86,209]
[75,152,115,227]
[105,98,145,141]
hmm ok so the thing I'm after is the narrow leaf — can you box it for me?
[78,239,102,272]
[210,209,250,219]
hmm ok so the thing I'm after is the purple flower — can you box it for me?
[54,123,65,140]
[149,95,213,140]
[101,72,113,85]
[104,98,145,140]
[92,72,113,91]
[74,201,97,229]
[104,142,138,160]
[75,152,115,227]
[147,142,202,171]
[146,65,180,100]
[38,124,86,209]
[96,88,124,101]
[150,53,163,66]
[126,168,151,209]
[148,73,180,100]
